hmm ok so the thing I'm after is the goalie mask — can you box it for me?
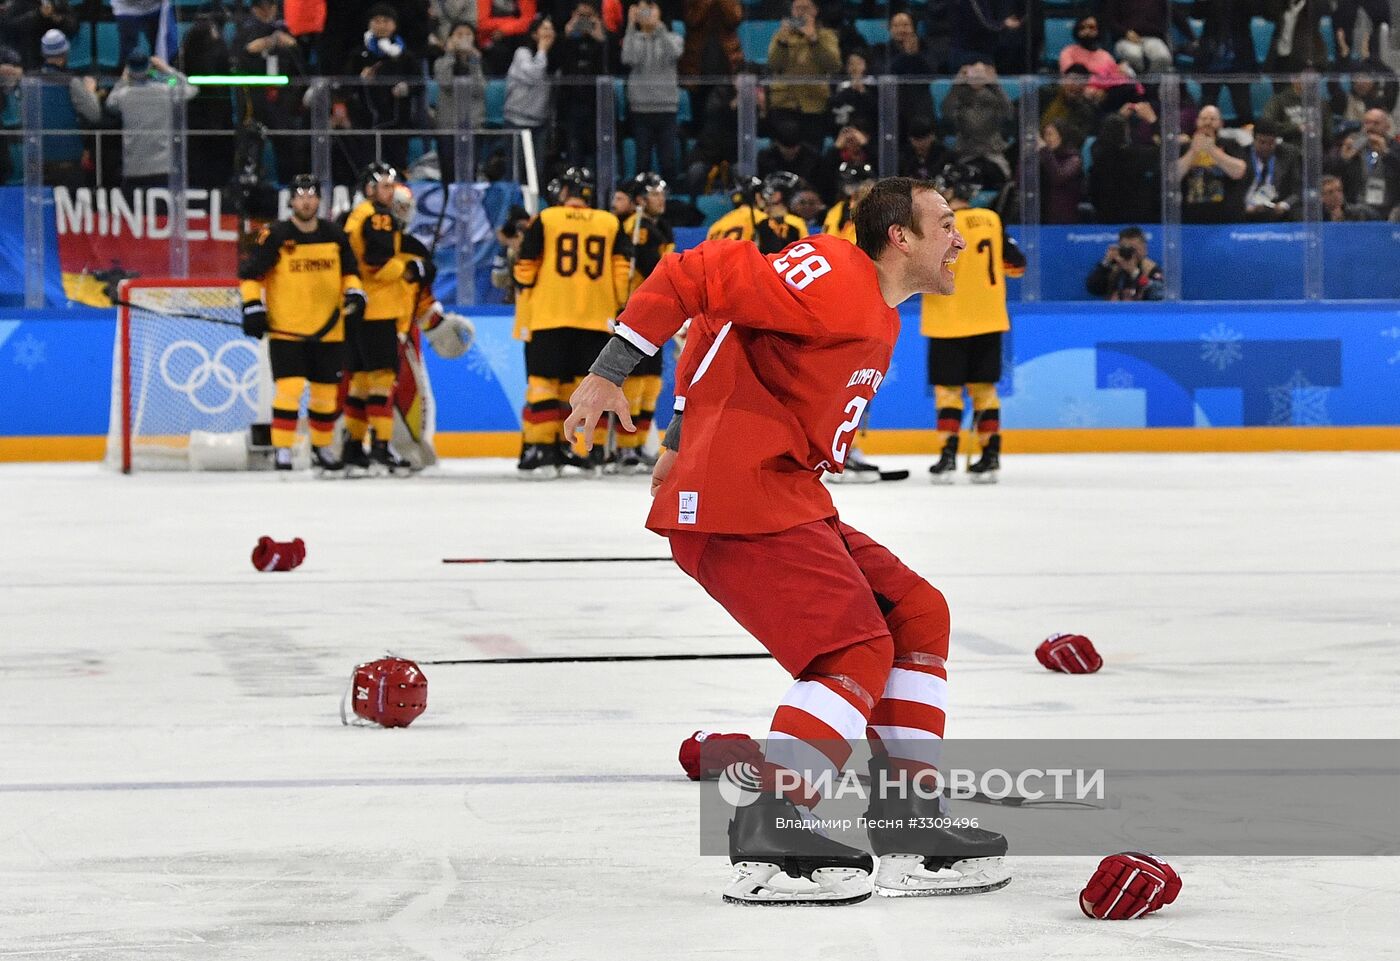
[390,183,415,228]
[341,656,428,728]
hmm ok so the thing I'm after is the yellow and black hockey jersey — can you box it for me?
[706,204,763,242]
[822,199,858,245]
[391,233,436,334]
[621,211,675,286]
[342,199,405,321]
[753,212,810,255]
[513,204,633,334]
[920,206,1026,339]
[237,218,361,342]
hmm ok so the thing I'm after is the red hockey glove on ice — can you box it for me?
[251,536,305,572]
[1036,633,1102,673]
[1079,852,1181,920]
[678,731,763,780]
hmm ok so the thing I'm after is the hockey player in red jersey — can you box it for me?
[565,178,1010,906]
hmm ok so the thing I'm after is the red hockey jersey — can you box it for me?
[614,235,901,535]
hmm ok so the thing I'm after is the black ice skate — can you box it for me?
[516,443,559,480]
[929,435,958,484]
[830,448,881,484]
[724,795,874,906]
[864,755,1011,897]
[967,434,1000,485]
[312,445,343,476]
[341,439,371,476]
[273,448,293,471]
[369,438,411,476]
[614,448,654,475]
[555,442,599,477]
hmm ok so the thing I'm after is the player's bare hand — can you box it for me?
[562,374,634,451]
[651,447,676,496]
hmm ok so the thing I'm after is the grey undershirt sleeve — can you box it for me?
[588,335,646,386]
[662,412,682,452]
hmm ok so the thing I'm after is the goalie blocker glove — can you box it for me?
[421,303,475,359]
[1036,633,1102,673]
[678,730,762,780]
[1080,852,1181,920]
[241,300,268,338]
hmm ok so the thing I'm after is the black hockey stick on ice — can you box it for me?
[442,556,672,565]
[395,651,771,666]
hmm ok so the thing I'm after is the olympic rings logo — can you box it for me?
[158,339,262,415]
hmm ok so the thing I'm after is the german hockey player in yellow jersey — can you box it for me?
[821,162,875,246]
[513,166,633,477]
[921,162,1025,483]
[705,174,765,242]
[237,174,365,474]
[751,171,809,255]
[341,162,419,475]
[614,171,674,474]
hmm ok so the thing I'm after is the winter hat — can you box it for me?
[41,29,70,58]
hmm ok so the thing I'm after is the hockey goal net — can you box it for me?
[106,278,273,473]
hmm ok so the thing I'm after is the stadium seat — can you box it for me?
[1251,79,1273,119]
[485,79,506,127]
[696,193,731,226]
[622,136,636,179]
[1081,134,1095,174]
[677,88,692,125]
[855,18,889,46]
[1251,16,1275,63]
[930,78,952,116]
[96,22,120,70]
[738,20,779,64]
[614,77,627,119]
[1044,18,1075,67]
[1319,16,1335,61]
[68,22,92,71]
[671,20,684,37]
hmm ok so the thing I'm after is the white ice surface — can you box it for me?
[2,453,1398,959]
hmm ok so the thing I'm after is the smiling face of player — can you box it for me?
[909,188,964,296]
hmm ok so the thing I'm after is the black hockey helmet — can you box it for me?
[544,176,563,206]
[760,171,802,207]
[360,161,399,192]
[729,173,763,208]
[290,173,321,197]
[628,171,667,200]
[558,166,596,204]
[838,161,875,192]
[934,161,982,202]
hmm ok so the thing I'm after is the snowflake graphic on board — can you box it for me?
[1060,398,1098,427]
[1106,367,1135,389]
[11,333,45,371]
[1199,322,1243,371]
[465,333,512,380]
[1382,326,1400,366]
[1266,370,1331,426]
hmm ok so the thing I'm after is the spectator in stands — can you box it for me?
[112,0,166,68]
[107,51,196,189]
[433,0,478,44]
[1103,0,1178,76]
[1177,104,1247,223]
[683,80,748,195]
[898,113,946,180]
[1194,0,1257,125]
[1090,111,1159,223]
[1260,76,1333,147]
[623,0,683,183]
[827,49,875,138]
[814,123,868,202]
[1329,60,1399,125]
[1105,79,1159,146]
[284,0,326,62]
[1057,16,1123,80]
[866,11,935,122]
[178,17,234,191]
[392,0,437,58]
[1085,225,1164,300]
[766,0,841,152]
[1041,64,1106,145]
[435,21,486,175]
[33,28,99,187]
[504,15,557,183]
[479,0,539,74]
[757,117,821,186]
[37,28,98,122]
[791,183,825,230]
[1334,0,1390,63]
[1320,173,1376,220]
[342,3,422,174]
[947,0,1023,73]
[1328,107,1400,218]
[679,0,740,77]
[0,0,75,69]
[1039,119,1084,224]
[816,0,864,63]
[1241,119,1301,222]
[0,42,19,183]
[1263,0,1330,72]
[235,1,308,187]
[941,60,1013,189]
[555,1,612,169]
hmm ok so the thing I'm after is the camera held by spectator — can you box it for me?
[1086,226,1164,301]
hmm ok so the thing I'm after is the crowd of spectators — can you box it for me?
[0,0,1397,226]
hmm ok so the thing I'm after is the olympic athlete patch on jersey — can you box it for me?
[920,207,1025,339]
[514,205,634,334]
